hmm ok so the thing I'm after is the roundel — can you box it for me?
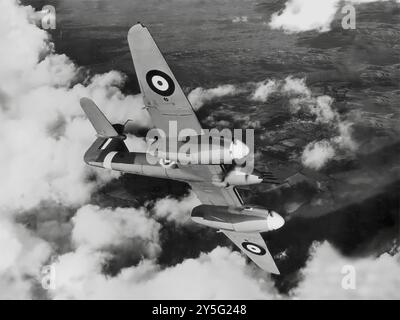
[241,242,266,256]
[146,70,175,96]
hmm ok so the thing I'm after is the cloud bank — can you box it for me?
[51,246,279,299]
[0,0,151,298]
[0,1,151,212]
[72,205,161,258]
[292,242,400,299]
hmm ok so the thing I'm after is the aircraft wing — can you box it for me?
[221,230,280,274]
[181,164,244,206]
[127,23,203,137]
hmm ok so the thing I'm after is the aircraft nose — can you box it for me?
[266,212,285,230]
[229,140,250,160]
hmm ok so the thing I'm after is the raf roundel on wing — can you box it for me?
[146,69,175,96]
[242,242,266,255]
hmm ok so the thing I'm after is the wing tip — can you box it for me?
[262,260,280,275]
[79,97,95,111]
[80,96,91,105]
[128,22,147,37]
[265,257,281,275]
[262,263,280,275]
[270,267,280,275]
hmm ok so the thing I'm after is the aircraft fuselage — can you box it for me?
[85,137,267,186]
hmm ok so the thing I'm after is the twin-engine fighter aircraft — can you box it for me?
[80,23,285,274]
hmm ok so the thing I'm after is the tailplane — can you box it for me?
[80,97,126,139]
[80,97,128,166]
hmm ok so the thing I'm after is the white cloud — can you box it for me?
[251,76,312,103]
[52,240,400,300]
[0,0,152,299]
[153,192,201,224]
[0,217,52,299]
[0,1,150,211]
[289,94,338,124]
[298,97,357,169]
[333,121,357,151]
[72,205,161,258]
[269,0,400,33]
[51,246,279,299]
[251,79,279,102]
[292,241,400,299]
[301,140,336,169]
[312,96,338,123]
[282,76,311,96]
[269,0,339,33]
[188,84,238,110]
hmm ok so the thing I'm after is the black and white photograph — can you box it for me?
[0,0,399,302]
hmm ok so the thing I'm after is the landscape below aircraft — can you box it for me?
[80,23,286,274]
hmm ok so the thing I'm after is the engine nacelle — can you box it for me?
[222,170,263,186]
[191,205,285,232]
[148,136,250,165]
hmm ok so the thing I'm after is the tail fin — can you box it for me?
[80,97,125,139]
